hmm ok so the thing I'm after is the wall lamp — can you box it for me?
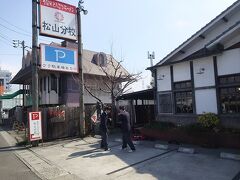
[196,68,205,74]
[157,75,165,80]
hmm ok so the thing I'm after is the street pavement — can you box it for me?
[0,129,40,180]
[1,127,240,180]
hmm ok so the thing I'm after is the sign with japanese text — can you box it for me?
[29,112,42,141]
[48,109,65,123]
[40,44,78,73]
[39,0,77,40]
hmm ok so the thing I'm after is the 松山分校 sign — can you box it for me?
[39,0,77,40]
[29,112,42,141]
[40,44,78,73]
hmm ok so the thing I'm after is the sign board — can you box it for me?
[40,44,78,73]
[48,109,65,123]
[91,110,98,123]
[39,0,77,40]
[29,112,42,141]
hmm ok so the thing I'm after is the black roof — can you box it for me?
[116,89,154,101]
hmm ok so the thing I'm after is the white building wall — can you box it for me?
[217,48,240,76]
[193,57,215,88]
[157,66,171,92]
[195,89,217,114]
[173,61,191,82]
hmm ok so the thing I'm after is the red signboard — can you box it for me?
[40,0,76,14]
[31,112,40,120]
[29,112,42,141]
[39,0,78,40]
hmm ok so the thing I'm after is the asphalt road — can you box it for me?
[0,132,40,180]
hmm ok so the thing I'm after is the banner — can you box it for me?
[39,0,77,40]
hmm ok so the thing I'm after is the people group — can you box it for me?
[99,105,136,152]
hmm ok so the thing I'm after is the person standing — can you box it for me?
[100,106,111,151]
[118,106,136,152]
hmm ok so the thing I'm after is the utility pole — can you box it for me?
[13,40,31,106]
[31,0,39,146]
[32,0,39,112]
[13,40,27,57]
[77,0,88,137]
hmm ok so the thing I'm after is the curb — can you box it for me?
[154,144,169,150]
[220,152,240,161]
[178,147,195,154]
[114,138,122,142]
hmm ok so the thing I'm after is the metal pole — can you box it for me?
[77,7,85,137]
[32,0,38,112]
[22,41,25,59]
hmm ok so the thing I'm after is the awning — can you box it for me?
[10,65,32,84]
[0,90,29,100]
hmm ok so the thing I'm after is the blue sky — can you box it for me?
[0,0,237,91]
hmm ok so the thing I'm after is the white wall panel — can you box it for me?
[157,66,171,92]
[193,57,215,88]
[217,49,240,76]
[195,89,217,114]
[173,61,190,82]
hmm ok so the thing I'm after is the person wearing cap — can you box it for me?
[100,106,111,151]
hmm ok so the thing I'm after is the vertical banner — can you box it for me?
[39,0,77,40]
[29,112,42,141]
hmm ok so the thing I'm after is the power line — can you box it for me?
[0,22,30,37]
[0,36,13,47]
[0,20,60,44]
[0,33,11,42]
[0,54,21,56]
[0,17,32,34]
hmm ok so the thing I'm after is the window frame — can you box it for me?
[158,92,173,114]
[173,80,193,114]
[218,74,240,114]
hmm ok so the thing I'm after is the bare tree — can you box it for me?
[85,54,141,126]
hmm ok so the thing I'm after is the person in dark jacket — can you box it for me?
[118,106,136,152]
[100,106,111,151]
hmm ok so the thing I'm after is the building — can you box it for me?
[11,41,129,107]
[10,41,129,139]
[0,68,11,95]
[149,0,240,128]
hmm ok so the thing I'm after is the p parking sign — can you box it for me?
[29,112,42,141]
[40,44,78,73]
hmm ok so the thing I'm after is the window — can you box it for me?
[71,79,78,90]
[175,91,193,113]
[59,76,62,96]
[219,74,240,85]
[174,81,192,90]
[43,77,46,91]
[91,53,107,67]
[220,87,240,113]
[51,74,57,93]
[158,93,172,113]
[174,80,193,114]
[219,74,240,114]
[40,78,42,93]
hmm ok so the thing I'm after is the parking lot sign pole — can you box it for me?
[32,0,39,146]
[32,0,39,112]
